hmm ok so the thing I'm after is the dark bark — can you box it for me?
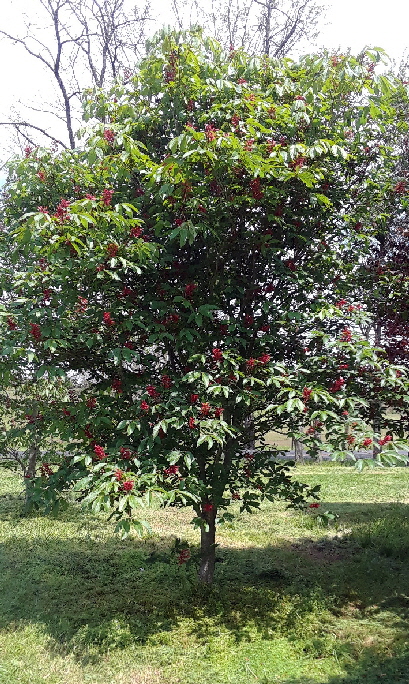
[198,507,217,584]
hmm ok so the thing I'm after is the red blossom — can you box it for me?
[244,138,254,151]
[246,358,256,370]
[146,385,159,398]
[212,348,223,362]
[161,375,172,389]
[379,435,392,446]
[130,226,143,238]
[140,400,150,411]
[309,503,320,508]
[54,199,70,222]
[85,193,96,200]
[188,416,196,429]
[40,462,53,477]
[102,188,114,206]
[86,397,97,409]
[362,438,372,447]
[232,492,241,500]
[205,123,217,141]
[202,502,214,513]
[164,465,179,476]
[250,178,263,199]
[329,377,345,392]
[37,170,45,181]
[231,114,240,127]
[237,78,247,84]
[335,299,347,308]
[103,311,115,327]
[177,549,191,565]
[112,378,123,393]
[214,407,224,418]
[346,435,355,445]
[190,394,199,404]
[114,469,124,480]
[94,445,106,460]
[184,283,197,298]
[7,317,17,330]
[258,354,271,364]
[394,181,406,194]
[121,480,134,492]
[106,243,119,258]
[341,328,352,342]
[302,387,312,401]
[24,146,32,157]
[30,323,42,341]
[200,402,211,416]
[120,447,132,459]
[103,129,115,143]
[244,314,254,327]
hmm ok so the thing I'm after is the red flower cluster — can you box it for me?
[102,188,114,206]
[94,445,106,460]
[335,299,347,308]
[146,385,159,398]
[114,469,124,480]
[103,311,115,327]
[140,400,149,411]
[303,387,312,401]
[346,435,355,445]
[161,375,172,389]
[54,199,70,222]
[379,435,392,446]
[190,394,199,403]
[164,465,179,476]
[258,354,270,364]
[202,502,214,513]
[237,78,247,84]
[329,377,345,392]
[103,129,115,143]
[200,402,211,416]
[177,549,190,565]
[85,193,96,200]
[309,502,320,508]
[244,314,254,327]
[232,492,241,500]
[214,407,224,418]
[188,416,196,429]
[250,178,263,199]
[205,124,217,141]
[130,225,143,238]
[40,462,53,477]
[231,114,240,127]
[244,138,254,151]
[246,358,256,370]
[106,243,118,258]
[184,283,197,298]
[37,170,46,181]
[7,317,17,330]
[121,480,134,492]
[112,378,122,393]
[361,438,372,447]
[86,397,97,409]
[120,447,132,459]
[394,181,406,194]
[30,323,42,340]
[212,348,223,361]
[341,329,352,342]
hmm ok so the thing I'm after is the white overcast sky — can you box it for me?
[0,0,408,177]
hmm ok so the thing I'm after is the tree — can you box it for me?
[0,0,151,151]
[170,0,324,56]
[1,30,409,583]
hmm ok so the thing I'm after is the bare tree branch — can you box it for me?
[0,122,68,148]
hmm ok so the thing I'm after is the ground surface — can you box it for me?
[0,464,409,684]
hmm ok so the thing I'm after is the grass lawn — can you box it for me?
[0,464,409,684]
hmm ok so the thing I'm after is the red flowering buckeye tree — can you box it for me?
[1,31,409,583]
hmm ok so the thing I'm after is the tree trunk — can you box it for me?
[198,507,217,584]
[292,437,305,462]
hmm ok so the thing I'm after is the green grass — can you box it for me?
[1,465,409,684]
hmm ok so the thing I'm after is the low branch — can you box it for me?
[0,122,68,148]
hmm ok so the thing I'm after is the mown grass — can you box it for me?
[0,464,409,684]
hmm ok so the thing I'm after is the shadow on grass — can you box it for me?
[0,498,408,680]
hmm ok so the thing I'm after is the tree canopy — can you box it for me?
[1,30,409,582]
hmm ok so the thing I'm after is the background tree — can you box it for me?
[0,0,151,151]
[1,31,409,584]
[170,0,324,56]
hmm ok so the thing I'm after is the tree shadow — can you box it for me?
[0,499,408,679]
